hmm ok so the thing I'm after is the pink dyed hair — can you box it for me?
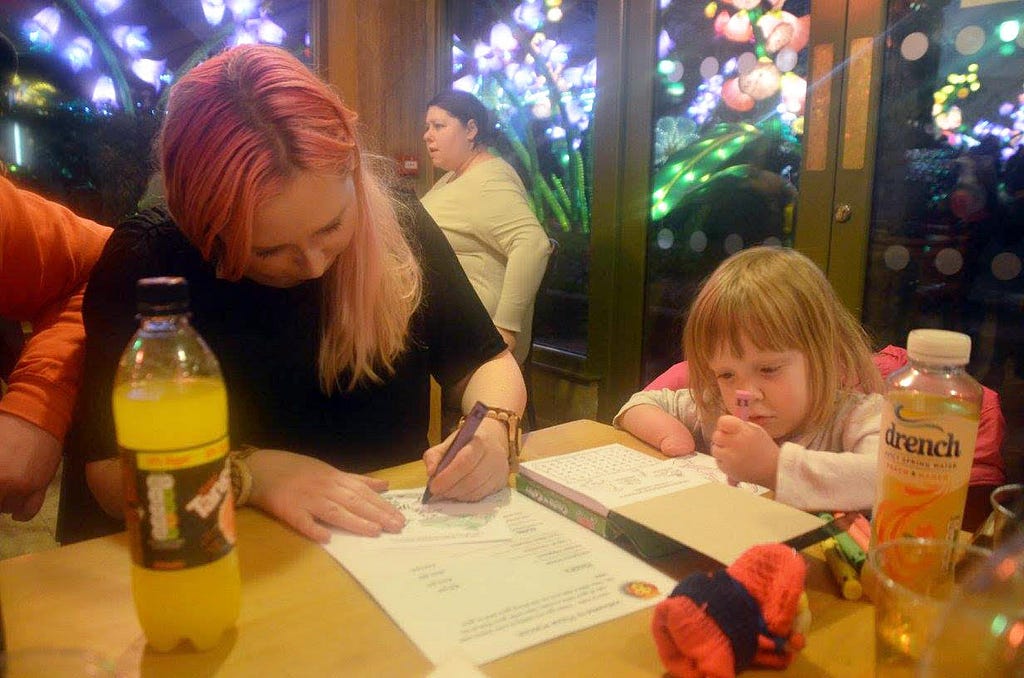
[159,44,421,391]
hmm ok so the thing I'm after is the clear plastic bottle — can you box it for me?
[113,277,240,651]
[871,329,983,546]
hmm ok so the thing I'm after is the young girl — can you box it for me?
[615,246,885,512]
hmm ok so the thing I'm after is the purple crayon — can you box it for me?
[735,390,752,422]
[727,390,753,487]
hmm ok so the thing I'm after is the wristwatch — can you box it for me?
[459,406,522,471]
[228,445,259,507]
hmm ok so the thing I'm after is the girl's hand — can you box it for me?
[247,449,405,543]
[660,430,697,457]
[423,417,510,502]
[710,415,780,489]
[618,403,696,457]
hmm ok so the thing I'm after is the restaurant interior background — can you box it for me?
[1,0,1021,486]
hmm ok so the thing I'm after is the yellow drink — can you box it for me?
[872,391,979,545]
[114,378,241,652]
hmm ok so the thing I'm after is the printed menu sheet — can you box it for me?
[323,489,677,666]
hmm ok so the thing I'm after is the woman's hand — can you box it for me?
[423,417,510,502]
[247,449,405,543]
[710,415,780,489]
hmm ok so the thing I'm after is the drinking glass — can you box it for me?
[917,532,1024,676]
[862,537,991,677]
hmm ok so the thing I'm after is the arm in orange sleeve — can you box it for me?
[0,175,112,440]
[0,176,112,519]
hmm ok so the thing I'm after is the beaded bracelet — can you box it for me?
[458,406,522,472]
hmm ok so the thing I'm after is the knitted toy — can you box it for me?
[651,543,811,678]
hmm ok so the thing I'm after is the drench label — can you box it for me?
[878,402,978,490]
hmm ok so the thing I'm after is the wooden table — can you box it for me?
[0,420,873,676]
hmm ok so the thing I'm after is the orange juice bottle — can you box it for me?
[113,277,240,651]
[871,329,983,546]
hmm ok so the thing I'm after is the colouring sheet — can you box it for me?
[344,489,513,548]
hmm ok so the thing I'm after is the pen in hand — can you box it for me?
[422,401,489,503]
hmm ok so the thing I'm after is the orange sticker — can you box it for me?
[622,581,661,599]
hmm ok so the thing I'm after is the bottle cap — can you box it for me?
[906,329,971,365]
[136,276,189,315]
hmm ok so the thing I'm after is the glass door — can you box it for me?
[443,0,597,360]
[637,0,1022,480]
[641,0,813,383]
[860,0,1024,480]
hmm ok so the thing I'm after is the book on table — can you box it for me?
[516,443,825,564]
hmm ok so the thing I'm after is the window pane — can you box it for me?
[642,0,810,382]
[1,1,313,225]
[445,0,597,357]
[863,1,1024,479]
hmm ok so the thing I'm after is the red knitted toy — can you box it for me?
[651,543,810,678]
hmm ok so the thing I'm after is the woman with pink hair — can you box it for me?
[70,45,525,543]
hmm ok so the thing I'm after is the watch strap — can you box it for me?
[229,444,258,507]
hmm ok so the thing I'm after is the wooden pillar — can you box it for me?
[321,0,441,196]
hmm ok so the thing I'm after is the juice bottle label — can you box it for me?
[122,436,237,570]
[873,398,979,543]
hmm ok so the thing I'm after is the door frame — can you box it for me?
[795,0,888,317]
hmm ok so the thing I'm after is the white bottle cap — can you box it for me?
[906,329,972,365]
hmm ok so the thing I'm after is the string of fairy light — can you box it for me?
[16,0,296,112]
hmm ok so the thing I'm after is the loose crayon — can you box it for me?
[846,514,871,552]
[832,529,867,572]
[824,543,863,601]
[849,513,872,540]
[817,513,867,571]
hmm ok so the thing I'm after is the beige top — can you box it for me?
[421,156,551,363]
[614,389,885,512]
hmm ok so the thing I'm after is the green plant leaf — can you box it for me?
[650,122,765,221]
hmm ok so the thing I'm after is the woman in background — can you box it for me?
[421,90,551,364]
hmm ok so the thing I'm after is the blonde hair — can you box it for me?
[159,44,421,391]
[682,246,883,434]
